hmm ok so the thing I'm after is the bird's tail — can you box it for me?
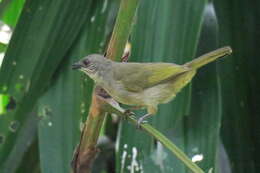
[184,46,232,69]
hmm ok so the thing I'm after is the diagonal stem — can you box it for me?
[104,98,205,173]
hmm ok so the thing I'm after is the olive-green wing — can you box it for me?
[113,62,189,92]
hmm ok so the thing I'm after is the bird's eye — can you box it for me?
[83,60,90,66]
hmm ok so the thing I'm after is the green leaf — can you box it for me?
[16,139,41,173]
[214,0,259,172]
[116,0,207,172]
[1,110,39,173]
[38,58,83,173]
[0,93,9,114]
[0,42,8,52]
[0,0,25,27]
[185,2,222,172]
[0,0,94,171]
[37,0,119,173]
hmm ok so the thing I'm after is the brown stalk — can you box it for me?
[71,0,140,172]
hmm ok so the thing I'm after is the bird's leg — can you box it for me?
[137,105,157,128]
[137,113,151,128]
[124,106,142,116]
[122,110,133,120]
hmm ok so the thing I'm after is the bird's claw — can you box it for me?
[136,113,151,129]
[137,118,148,129]
[123,109,135,120]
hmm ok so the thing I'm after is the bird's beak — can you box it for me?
[72,62,82,70]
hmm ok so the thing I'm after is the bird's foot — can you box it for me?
[137,114,150,129]
[123,109,135,120]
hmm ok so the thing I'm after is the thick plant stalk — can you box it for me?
[72,87,107,173]
[106,0,139,61]
[72,0,140,172]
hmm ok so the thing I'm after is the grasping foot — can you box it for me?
[137,114,151,129]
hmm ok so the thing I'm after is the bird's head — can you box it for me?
[72,54,112,82]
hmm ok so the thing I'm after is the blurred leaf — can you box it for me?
[37,0,119,173]
[247,1,260,171]
[0,0,25,27]
[0,0,94,171]
[0,42,7,52]
[1,110,39,173]
[185,2,222,172]
[116,0,207,172]
[38,58,83,173]
[16,138,41,173]
[0,93,9,114]
[214,0,259,172]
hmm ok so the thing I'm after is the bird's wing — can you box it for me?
[113,62,189,92]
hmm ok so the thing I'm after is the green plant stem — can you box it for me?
[72,0,140,173]
[106,0,139,61]
[104,98,205,173]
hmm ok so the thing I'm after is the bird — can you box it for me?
[72,46,232,126]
